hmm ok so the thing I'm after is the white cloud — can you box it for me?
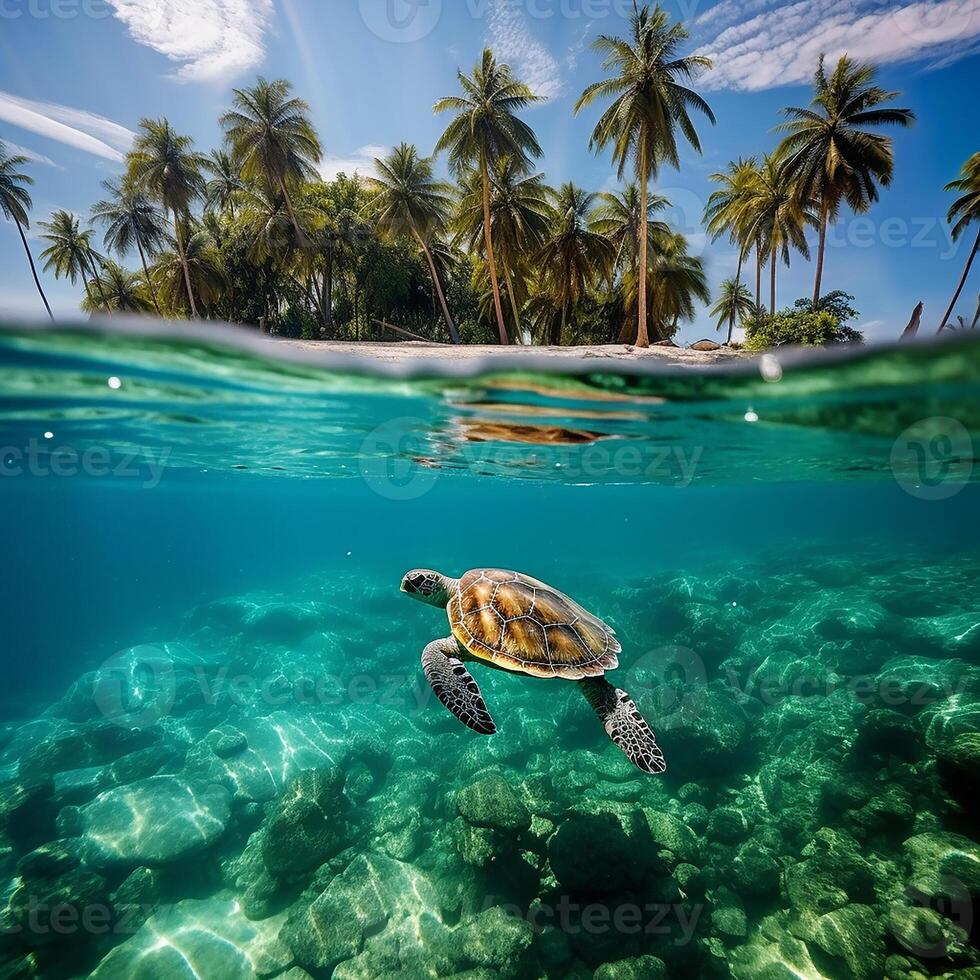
[487,0,563,101]
[694,0,980,91]
[317,145,390,183]
[106,0,274,82]
[0,92,134,161]
[2,141,58,168]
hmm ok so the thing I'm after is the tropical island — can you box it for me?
[2,4,978,353]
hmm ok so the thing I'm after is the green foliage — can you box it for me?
[745,294,863,351]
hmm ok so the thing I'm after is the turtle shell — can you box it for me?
[448,568,621,680]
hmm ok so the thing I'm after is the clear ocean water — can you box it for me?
[1,323,979,979]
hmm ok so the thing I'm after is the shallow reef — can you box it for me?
[2,545,980,978]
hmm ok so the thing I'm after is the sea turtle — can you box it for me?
[400,567,666,774]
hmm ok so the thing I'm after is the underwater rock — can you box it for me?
[88,897,291,978]
[456,775,531,833]
[797,903,885,980]
[709,887,748,943]
[109,867,163,931]
[262,766,349,877]
[782,828,876,914]
[0,774,56,849]
[15,840,80,879]
[282,853,448,973]
[904,831,980,905]
[886,902,972,962]
[78,775,231,868]
[642,810,701,865]
[8,867,110,947]
[730,842,782,898]
[184,710,348,803]
[549,811,655,894]
[449,906,534,978]
[655,686,748,772]
[706,806,751,844]
[243,600,324,642]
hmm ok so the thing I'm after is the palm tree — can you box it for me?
[220,77,322,244]
[365,143,460,343]
[435,48,543,345]
[81,261,153,315]
[38,210,109,311]
[127,119,207,316]
[203,150,245,218]
[711,277,756,344]
[91,177,169,316]
[0,142,52,319]
[645,232,709,340]
[454,157,552,342]
[777,55,914,305]
[534,183,614,345]
[152,227,226,315]
[705,158,762,306]
[743,156,816,314]
[939,152,980,332]
[575,3,713,347]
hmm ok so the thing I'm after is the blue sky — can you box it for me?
[1,0,979,343]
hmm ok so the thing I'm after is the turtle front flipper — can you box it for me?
[578,677,666,774]
[421,637,496,736]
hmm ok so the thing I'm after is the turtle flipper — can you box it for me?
[421,637,496,736]
[578,678,666,774]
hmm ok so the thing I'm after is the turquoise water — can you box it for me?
[1,324,980,978]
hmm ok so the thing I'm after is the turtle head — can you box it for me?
[400,569,453,607]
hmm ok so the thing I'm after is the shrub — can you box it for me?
[744,291,863,351]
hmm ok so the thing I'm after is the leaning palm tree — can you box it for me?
[38,210,109,311]
[534,183,614,345]
[0,143,52,319]
[220,77,322,244]
[704,158,763,307]
[91,177,169,316]
[776,55,914,305]
[939,152,980,332]
[127,118,207,317]
[575,3,713,347]
[151,227,226,316]
[454,157,552,342]
[711,277,756,344]
[81,261,152,315]
[365,143,460,343]
[743,156,816,314]
[435,48,543,345]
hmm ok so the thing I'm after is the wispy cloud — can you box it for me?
[105,0,274,82]
[2,141,58,168]
[694,0,980,91]
[317,145,390,183]
[487,0,563,100]
[0,92,134,161]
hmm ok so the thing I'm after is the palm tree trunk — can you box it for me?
[279,178,306,247]
[15,218,53,320]
[770,249,777,316]
[85,251,111,313]
[637,133,650,348]
[813,199,829,307]
[755,243,762,310]
[504,266,523,344]
[558,302,567,347]
[938,227,980,332]
[729,249,745,345]
[416,231,460,344]
[136,238,163,316]
[481,152,509,345]
[173,212,198,318]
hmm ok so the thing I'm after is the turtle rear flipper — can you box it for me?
[422,637,496,735]
[579,677,666,774]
